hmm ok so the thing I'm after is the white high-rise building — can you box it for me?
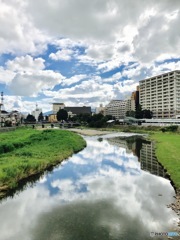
[139,70,180,118]
[105,100,126,119]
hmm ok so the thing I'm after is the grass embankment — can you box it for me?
[150,132,180,190]
[0,129,86,190]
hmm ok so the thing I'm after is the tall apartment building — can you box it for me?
[125,86,140,113]
[139,70,180,118]
[105,100,126,119]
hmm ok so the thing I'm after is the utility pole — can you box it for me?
[0,92,4,127]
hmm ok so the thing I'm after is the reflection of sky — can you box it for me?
[0,135,178,240]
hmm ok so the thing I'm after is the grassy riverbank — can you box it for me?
[0,129,86,190]
[150,132,180,190]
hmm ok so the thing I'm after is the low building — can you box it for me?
[0,110,22,126]
[64,106,91,118]
[52,103,65,113]
[48,114,58,123]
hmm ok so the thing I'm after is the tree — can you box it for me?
[4,120,12,127]
[142,109,153,119]
[57,109,68,121]
[38,112,44,122]
[126,110,136,118]
[25,114,36,122]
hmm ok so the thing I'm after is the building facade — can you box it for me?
[139,70,180,118]
[64,106,91,118]
[31,104,42,121]
[52,103,65,113]
[105,100,127,119]
[95,104,105,115]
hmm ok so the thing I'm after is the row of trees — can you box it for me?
[126,105,153,119]
[24,104,153,124]
[56,109,115,127]
[24,109,68,123]
[24,112,44,123]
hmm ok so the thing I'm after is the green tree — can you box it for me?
[57,109,68,121]
[142,109,153,119]
[38,112,44,122]
[25,114,36,122]
[135,105,143,119]
[126,110,136,117]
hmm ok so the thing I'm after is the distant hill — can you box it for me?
[43,110,53,116]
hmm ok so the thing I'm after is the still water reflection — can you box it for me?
[0,134,177,240]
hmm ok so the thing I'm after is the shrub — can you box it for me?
[161,125,179,133]
[0,143,15,153]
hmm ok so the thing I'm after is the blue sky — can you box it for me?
[0,0,180,113]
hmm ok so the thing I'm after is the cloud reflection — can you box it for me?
[0,136,177,240]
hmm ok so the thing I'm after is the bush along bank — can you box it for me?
[0,129,86,192]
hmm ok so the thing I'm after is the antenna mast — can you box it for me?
[0,92,4,127]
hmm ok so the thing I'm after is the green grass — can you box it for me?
[150,132,180,190]
[0,129,86,190]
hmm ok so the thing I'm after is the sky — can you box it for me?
[0,0,180,113]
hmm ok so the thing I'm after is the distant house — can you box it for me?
[0,110,22,126]
[48,114,57,123]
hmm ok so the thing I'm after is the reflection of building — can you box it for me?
[107,137,136,154]
[139,70,180,118]
[140,142,167,178]
[107,136,167,179]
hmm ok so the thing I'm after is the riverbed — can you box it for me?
[0,133,178,240]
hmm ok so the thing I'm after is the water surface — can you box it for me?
[0,134,177,240]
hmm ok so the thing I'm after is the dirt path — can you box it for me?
[67,128,113,136]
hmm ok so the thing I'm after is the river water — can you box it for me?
[0,133,178,240]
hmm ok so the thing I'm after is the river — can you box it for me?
[0,133,178,240]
